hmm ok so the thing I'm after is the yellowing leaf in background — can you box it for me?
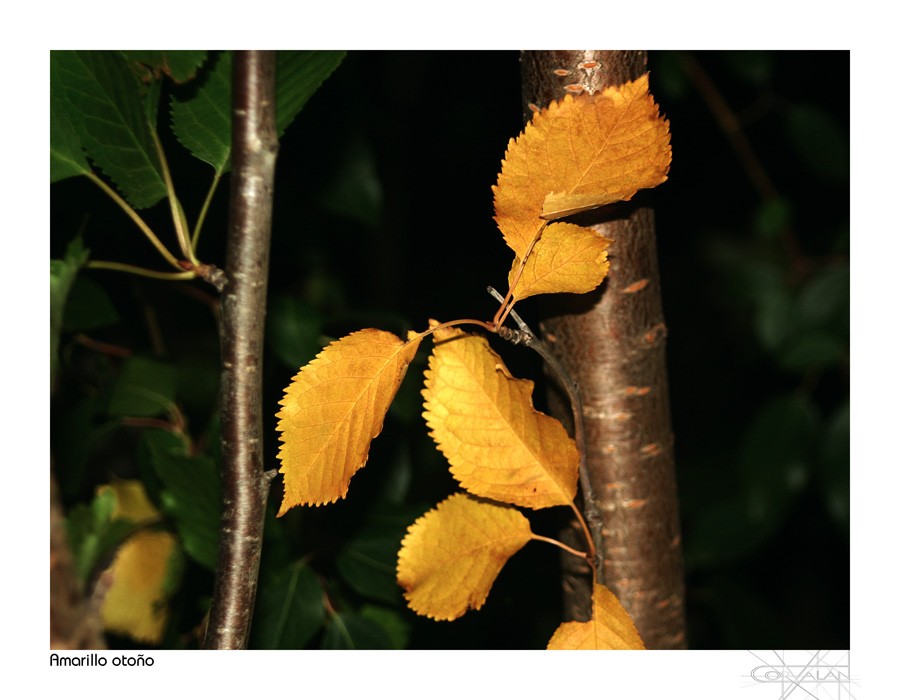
[396,493,533,621]
[508,222,611,301]
[276,329,422,512]
[423,325,578,509]
[98,480,179,645]
[547,583,645,650]
[493,73,671,258]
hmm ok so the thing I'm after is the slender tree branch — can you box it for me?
[203,50,279,650]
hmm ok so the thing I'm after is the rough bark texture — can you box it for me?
[203,51,278,650]
[520,50,687,649]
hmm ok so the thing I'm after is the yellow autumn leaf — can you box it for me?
[423,325,578,509]
[508,222,611,301]
[98,480,179,645]
[547,583,645,649]
[493,73,671,259]
[276,328,422,513]
[397,492,533,621]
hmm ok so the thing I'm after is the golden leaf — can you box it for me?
[547,583,645,649]
[276,328,422,513]
[423,325,578,509]
[493,73,671,258]
[396,492,533,621]
[98,481,179,644]
[508,222,611,301]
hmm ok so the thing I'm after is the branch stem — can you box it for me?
[203,50,279,651]
[86,260,196,281]
[150,127,197,264]
[193,170,224,250]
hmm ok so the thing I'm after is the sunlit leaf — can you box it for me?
[396,493,533,621]
[508,222,611,300]
[547,583,645,649]
[423,325,578,509]
[276,329,422,512]
[493,73,671,258]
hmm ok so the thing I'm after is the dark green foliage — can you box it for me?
[50,237,89,386]
[653,50,848,649]
[251,561,325,649]
[50,51,167,207]
[141,429,222,570]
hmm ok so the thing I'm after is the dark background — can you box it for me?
[51,50,849,649]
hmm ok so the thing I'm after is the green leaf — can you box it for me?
[51,237,89,386]
[142,430,221,569]
[274,50,346,135]
[266,295,324,369]
[170,51,233,173]
[335,504,422,605]
[336,531,403,605]
[50,90,91,182]
[816,401,849,534]
[251,560,325,649]
[739,393,818,525]
[123,51,208,83]
[171,50,345,175]
[108,356,178,417]
[786,103,849,183]
[65,489,133,584]
[50,51,167,208]
[321,611,392,650]
[62,276,120,332]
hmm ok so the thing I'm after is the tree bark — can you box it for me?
[203,51,278,650]
[520,50,687,649]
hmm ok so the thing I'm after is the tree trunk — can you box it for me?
[203,51,278,650]
[521,50,687,649]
